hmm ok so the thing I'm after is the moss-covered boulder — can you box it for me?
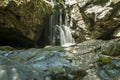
[0,0,53,47]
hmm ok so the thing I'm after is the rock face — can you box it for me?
[67,0,120,42]
[0,0,53,47]
[0,38,120,80]
[70,38,120,80]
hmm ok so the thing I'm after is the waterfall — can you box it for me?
[46,0,75,46]
[57,25,75,46]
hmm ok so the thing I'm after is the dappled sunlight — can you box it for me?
[0,0,120,80]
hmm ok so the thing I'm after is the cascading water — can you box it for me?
[57,25,75,46]
[46,0,75,46]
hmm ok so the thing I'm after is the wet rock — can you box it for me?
[0,45,90,80]
[0,47,73,80]
[67,40,102,80]
[0,55,51,80]
[97,59,120,80]
[0,38,120,80]
[65,38,120,80]
[83,68,101,80]
[101,38,120,56]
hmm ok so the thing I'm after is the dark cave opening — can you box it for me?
[0,28,35,48]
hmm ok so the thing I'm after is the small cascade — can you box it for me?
[46,0,75,46]
[57,25,75,46]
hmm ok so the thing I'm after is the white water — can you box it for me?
[47,0,75,46]
[57,25,75,46]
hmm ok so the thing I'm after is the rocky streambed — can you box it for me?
[0,38,120,80]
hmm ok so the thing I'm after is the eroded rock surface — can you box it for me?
[0,38,120,80]
[67,0,120,42]
[0,0,53,47]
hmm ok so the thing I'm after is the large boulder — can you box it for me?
[65,38,120,80]
[0,0,53,47]
[0,38,120,80]
[66,0,120,42]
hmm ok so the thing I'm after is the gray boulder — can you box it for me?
[0,38,120,80]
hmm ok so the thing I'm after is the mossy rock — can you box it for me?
[101,39,120,56]
[99,56,111,65]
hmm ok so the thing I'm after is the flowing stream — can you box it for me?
[46,0,75,46]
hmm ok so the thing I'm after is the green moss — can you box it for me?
[99,56,111,65]
[109,63,115,69]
